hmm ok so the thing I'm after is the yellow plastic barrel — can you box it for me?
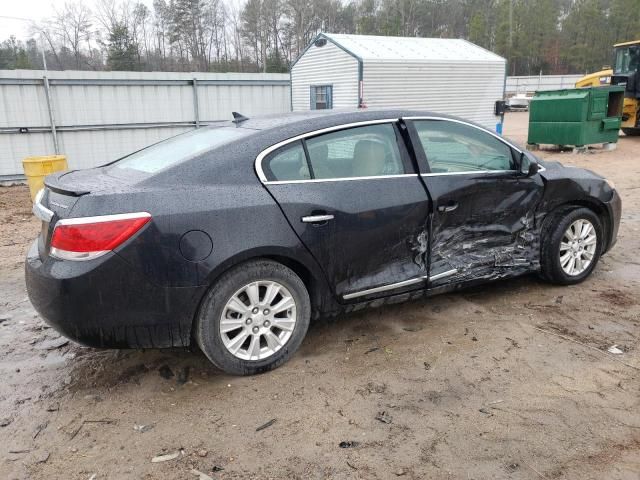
[22,155,68,201]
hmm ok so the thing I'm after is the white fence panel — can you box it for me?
[0,70,291,178]
[505,74,584,95]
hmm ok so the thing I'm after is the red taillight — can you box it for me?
[51,212,151,261]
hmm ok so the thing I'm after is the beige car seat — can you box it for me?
[352,139,386,177]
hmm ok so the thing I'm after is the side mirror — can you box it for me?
[519,152,539,177]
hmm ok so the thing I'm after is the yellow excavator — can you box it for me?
[575,40,640,136]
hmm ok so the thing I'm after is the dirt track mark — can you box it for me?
[599,289,636,308]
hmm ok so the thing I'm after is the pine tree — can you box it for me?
[107,23,140,71]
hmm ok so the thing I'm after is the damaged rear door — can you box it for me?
[405,118,544,286]
[259,120,432,301]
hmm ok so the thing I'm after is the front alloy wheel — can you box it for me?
[540,207,603,285]
[559,219,598,276]
[196,260,311,375]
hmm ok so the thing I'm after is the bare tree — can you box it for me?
[33,22,63,69]
[131,3,151,65]
[4,0,615,75]
[53,1,93,69]
[226,3,244,69]
[95,0,121,34]
[285,0,316,59]
[204,0,226,66]
[152,0,170,68]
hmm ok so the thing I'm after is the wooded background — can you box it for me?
[1,0,639,76]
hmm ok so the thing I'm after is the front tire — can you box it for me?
[540,207,603,285]
[196,260,311,375]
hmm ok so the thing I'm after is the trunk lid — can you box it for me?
[34,187,82,259]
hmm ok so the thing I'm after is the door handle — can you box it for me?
[437,201,458,213]
[301,214,334,223]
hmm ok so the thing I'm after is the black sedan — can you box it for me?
[26,110,621,375]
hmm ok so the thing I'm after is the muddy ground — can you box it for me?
[1,112,640,480]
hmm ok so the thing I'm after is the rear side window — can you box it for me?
[109,126,250,174]
[263,141,309,181]
[305,124,405,179]
[414,120,515,173]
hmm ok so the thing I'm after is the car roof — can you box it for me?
[225,109,462,135]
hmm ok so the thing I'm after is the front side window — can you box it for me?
[413,120,515,173]
[310,85,333,110]
[306,123,405,179]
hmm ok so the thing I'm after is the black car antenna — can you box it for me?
[232,112,249,125]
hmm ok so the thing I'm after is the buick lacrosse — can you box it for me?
[26,110,621,375]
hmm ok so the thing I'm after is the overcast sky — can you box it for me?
[0,0,57,41]
[0,0,245,43]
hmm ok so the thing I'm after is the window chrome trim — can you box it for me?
[421,170,514,177]
[422,168,545,177]
[402,115,524,154]
[255,116,538,184]
[255,118,400,183]
[265,173,418,185]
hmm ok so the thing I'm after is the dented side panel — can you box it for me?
[422,172,545,285]
[265,177,431,299]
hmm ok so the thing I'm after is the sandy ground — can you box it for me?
[1,112,640,480]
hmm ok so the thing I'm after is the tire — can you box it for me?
[622,128,640,137]
[540,207,603,285]
[195,259,311,375]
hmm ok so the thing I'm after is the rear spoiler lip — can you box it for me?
[44,171,91,196]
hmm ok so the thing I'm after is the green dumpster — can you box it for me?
[527,86,624,147]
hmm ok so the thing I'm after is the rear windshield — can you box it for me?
[108,126,250,175]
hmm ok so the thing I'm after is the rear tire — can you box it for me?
[540,207,603,285]
[622,128,640,137]
[196,260,311,375]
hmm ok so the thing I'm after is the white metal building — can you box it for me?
[291,33,507,130]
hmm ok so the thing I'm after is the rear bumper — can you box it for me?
[25,241,205,349]
[604,189,621,253]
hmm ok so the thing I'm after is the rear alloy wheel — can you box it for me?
[220,280,297,361]
[196,260,310,375]
[541,207,603,285]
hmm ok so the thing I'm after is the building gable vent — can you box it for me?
[314,38,327,48]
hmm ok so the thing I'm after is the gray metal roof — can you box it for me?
[322,34,505,63]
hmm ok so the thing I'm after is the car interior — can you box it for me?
[265,120,522,182]
[416,124,515,173]
[266,125,406,182]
